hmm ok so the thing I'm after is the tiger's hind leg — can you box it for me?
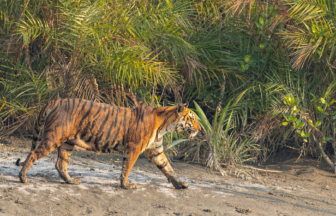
[19,139,57,183]
[55,142,81,185]
[145,146,189,189]
[120,145,142,190]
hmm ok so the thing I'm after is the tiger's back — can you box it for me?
[37,98,160,153]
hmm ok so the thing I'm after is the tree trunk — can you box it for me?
[312,134,335,170]
[333,123,336,173]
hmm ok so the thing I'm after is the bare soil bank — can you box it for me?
[1,138,336,216]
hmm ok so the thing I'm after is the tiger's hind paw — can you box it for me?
[121,182,137,190]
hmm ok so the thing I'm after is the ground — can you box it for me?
[1,137,336,216]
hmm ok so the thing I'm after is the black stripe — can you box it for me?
[109,108,122,145]
[114,107,120,127]
[44,109,59,129]
[51,132,55,143]
[123,108,127,133]
[97,106,111,139]
[88,105,104,133]
[148,151,163,160]
[74,101,89,137]
[87,136,94,143]
[113,142,120,151]
[71,100,82,136]
[155,144,163,149]
[129,109,134,126]
[66,98,72,122]
[78,101,94,126]
[157,107,169,116]
[80,101,88,113]
[158,110,175,133]
[153,152,163,157]
[32,137,38,142]
[102,140,111,152]
[138,107,143,142]
[60,100,70,138]
[155,112,175,140]
[45,103,59,122]
[90,119,98,134]
[105,106,115,141]
[46,106,58,119]
[60,157,70,163]
[81,122,92,140]
[93,104,102,118]
[157,161,168,170]
[84,133,92,143]
[92,136,98,146]
[70,98,79,117]
[72,98,76,110]
[135,106,143,130]
[60,120,64,140]
[71,100,87,129]
[38,104,48,125]
[110,121,121,147]
[140,106,147,121]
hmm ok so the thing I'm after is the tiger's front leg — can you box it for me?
[145,145,189,189]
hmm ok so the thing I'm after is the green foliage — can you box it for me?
[194,100,258,169]
[0,59,53,135]
[2,0,336,171]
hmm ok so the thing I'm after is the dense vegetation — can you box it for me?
[2,0,336,174]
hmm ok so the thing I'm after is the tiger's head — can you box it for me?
[175,102,201,140]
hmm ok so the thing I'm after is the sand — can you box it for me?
[1,139,336,216]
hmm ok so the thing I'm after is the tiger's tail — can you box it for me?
[16,102,51,167]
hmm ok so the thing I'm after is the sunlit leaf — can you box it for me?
[301,130,305,137]
[320,98,326,104]
[309,120,314,127]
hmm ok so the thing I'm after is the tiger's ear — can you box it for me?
[177,103,185,113]
[184,102,189,108]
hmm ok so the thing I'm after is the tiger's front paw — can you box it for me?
[173,180,189,189]
[169,177,189,189]
[121,182,137,190]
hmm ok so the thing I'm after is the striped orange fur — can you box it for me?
[16,98,201,189]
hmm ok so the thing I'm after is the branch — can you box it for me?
[312,134,335,170]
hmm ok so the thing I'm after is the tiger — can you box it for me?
[16,98,201,189]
